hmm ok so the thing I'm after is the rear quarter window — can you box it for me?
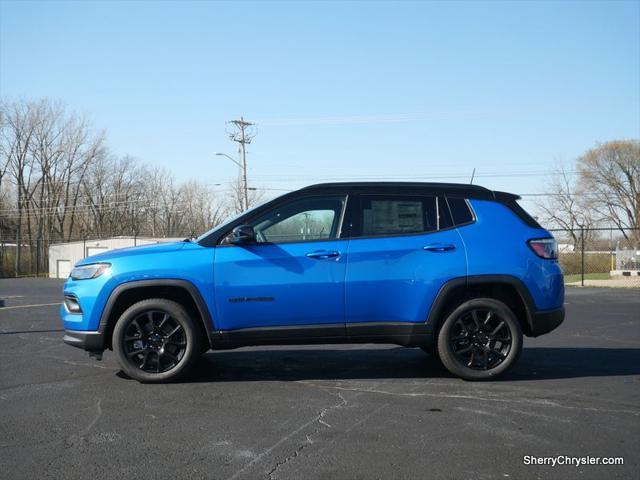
[446,197,474,226]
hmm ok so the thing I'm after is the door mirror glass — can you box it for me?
[230,225,256,245]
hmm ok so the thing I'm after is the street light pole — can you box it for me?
[226,117,255,212]
[215,152,247,210]
[239,123,249,213]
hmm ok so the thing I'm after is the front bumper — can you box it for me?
[529,306,565,337]
[63,329,106,352]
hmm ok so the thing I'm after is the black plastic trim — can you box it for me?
[63,294,83,314]
[426,274,543,336]
[97,279,216,351]
[212,324,346,349]
[530,306,565,337]
[443,196,477,228]
[63,329,105,352]
[211,322,434,350]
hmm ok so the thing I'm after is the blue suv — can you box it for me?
[61,182,564,382]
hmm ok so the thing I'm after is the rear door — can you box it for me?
[345,194,466,327]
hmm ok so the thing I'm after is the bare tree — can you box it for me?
[0,98,265,276]
[536,163,596,248]
[577,140,640,247]
[2,100,42,274]
[180,180,229,238]
[227,174,265,214]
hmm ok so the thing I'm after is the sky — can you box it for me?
[1,0,639,213]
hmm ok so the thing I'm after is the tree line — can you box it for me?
[536,140,639,249]
[1,98,638,277]
[0,99,260,276]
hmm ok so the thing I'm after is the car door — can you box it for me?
[345,194,466,329]
[213,194,348,331]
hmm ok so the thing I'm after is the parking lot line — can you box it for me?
[0,302,61,310]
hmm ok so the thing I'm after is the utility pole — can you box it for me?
[227,117,256,211]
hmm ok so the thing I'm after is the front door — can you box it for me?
[214,195,348,331]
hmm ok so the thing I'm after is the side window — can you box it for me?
[446,197,474,226]
[359,196,438,237]
[251,196,345,244]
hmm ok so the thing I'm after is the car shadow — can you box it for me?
[177,346,640,383]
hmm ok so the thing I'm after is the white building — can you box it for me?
[48,236,182,279]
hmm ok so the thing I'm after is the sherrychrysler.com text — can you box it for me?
[524,455,624,467]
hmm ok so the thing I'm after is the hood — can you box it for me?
[77,241,188,265]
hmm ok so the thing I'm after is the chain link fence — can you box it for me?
[0,232,191,278]
[550,227,640,288]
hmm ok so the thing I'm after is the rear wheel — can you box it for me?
[113,298,201,383]
[437,298,522,381]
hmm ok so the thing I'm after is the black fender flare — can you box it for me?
[98,279,216,349]
[425,275,535,335]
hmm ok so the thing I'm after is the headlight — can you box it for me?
[70,263,111,280]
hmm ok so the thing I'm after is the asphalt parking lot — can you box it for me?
[0,278,638,480]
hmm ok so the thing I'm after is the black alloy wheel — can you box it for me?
[123,310,187,373]
[449,308,512,370]
[437,298,523,381]
[113,298,201,382]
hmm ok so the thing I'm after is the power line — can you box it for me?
[243,170,578,182]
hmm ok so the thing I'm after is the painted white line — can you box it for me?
[0,302,61,310]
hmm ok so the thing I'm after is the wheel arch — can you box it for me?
[427,275,535,336]
[99,279,215,350]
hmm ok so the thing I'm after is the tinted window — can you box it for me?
[359,196,438,236]
[447,197,474,225]
[251,196,345,243]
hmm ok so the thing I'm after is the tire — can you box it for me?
[437,298,522,381]
[113,298,202,383]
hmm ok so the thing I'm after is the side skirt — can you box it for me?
[211,323,434,350]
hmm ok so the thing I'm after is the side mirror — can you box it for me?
[230,225,256,245]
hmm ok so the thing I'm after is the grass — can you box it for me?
[564,273,611,283]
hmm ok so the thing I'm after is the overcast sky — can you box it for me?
[1,0,639,211]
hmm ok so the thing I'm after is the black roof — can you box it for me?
[301,181,519,200]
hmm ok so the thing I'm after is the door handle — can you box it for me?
[306,250,340,260]
[423,243,456,252]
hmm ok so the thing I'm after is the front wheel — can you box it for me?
[113,298,201,383]
[437,298,523,381]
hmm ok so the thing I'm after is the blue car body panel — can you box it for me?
[344,228,466,325]
[213,240,348,330]
[62,242,215,332]
[462,200,564,310]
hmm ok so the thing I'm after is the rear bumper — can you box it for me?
[529,306,565,337]
[63,329,106,352]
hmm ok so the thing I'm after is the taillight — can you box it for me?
[528,238,558,259]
